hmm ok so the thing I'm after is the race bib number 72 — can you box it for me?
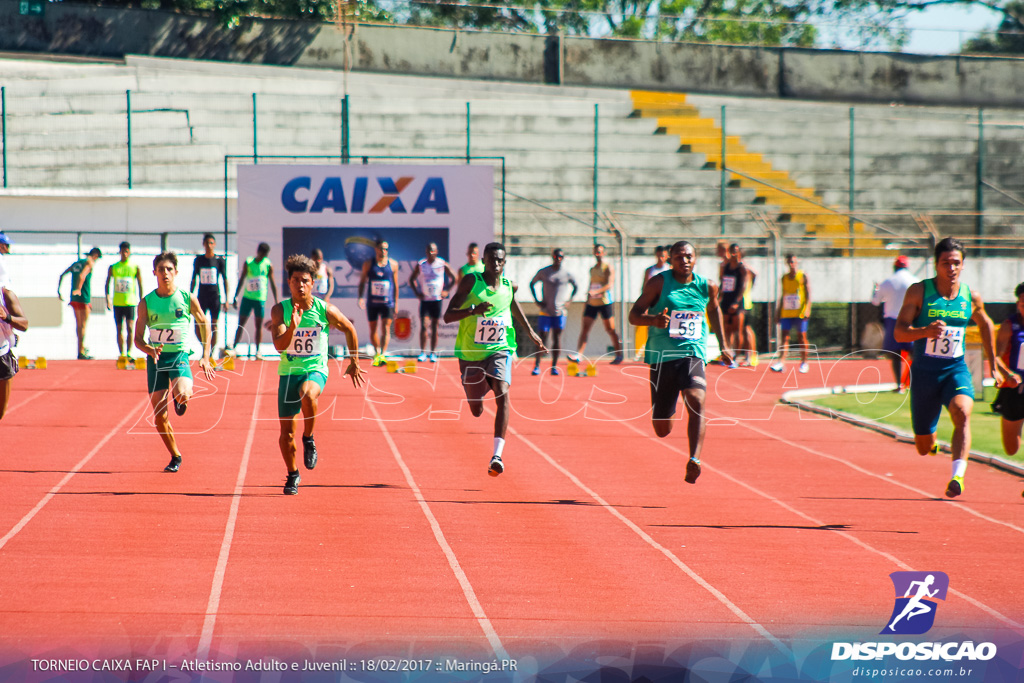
[474,318,507,345]
[149,328,183,345]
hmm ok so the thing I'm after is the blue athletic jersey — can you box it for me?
[912,278,971,371]
[367,260,395,307]
[1007,313,1024,373]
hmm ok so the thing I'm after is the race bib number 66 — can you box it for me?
[669,311,703,340]
[474,318,507,345]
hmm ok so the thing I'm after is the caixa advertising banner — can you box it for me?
[237,165,494,356]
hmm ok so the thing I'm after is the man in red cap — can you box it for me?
[872,255,917,391]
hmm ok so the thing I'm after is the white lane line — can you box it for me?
[0,399,148,552]
[437,364,788,655]
[584,401,1023,633]
[2,390,45,418]
[367,399,509,661]
[197,372,264,660]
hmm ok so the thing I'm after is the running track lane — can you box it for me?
[0,360,260,661]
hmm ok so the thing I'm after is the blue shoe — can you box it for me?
[551,367,561,376]
[417,353,428,362]
[531,366,541,376]
[429,352,438,362]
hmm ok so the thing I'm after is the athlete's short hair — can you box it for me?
[311,248,323,259]
[203,233,216,243]
[153,251,177,269]
[594,243,605,251]
[257,242,271,256]
[1015,282,1024,299]
[654,245,668,254]
[119,241,130,252]
[374,238,387,248]
[934,237,965,261]
[467,242,479,252]
[483,242,505,257]
[729,243,740,252]
[286,254,317,279]
[669,240,694,256]
[88,247,102,258]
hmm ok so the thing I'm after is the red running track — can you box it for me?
[0,357,1022,672]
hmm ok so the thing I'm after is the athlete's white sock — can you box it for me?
[952,459,967,479]
[493,437,505,458]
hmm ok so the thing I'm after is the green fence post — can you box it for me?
[720,105,727,235]
[976,108,984,236]
[127,89,132,189]
[341,95,350,163]
[848,107,855,235]
[1,86,7,188]
[501,157,506,244]
[593,104,599,243]
[252,93,258,164]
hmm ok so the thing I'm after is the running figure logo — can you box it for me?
[881,571,949,635]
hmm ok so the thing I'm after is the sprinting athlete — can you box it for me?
[894,237,1006,498]
[135,252,216,473]
[886,575,939,633]
[444,242,545,477]
[270,254,365,495]
[104,241,144,360]
[358,239,400,367]
[190,234,229,352]
[0,286,29,421]
[991,282,1024,458]
[409,242,456,362]
[456,242,484,285]
[629,241,731,485]
[231,242,277,359]
[57,247,102,360]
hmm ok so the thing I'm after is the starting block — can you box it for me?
[115,355,146,370]
[385,359,400,373]
[586,362,598,377]
[218,355,236,371]
[402,359,418,374]
[17,356,46,370]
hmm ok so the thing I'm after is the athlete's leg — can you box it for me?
[369,318,382,355]
[418,314,428,352]
[948,394,973,462]
[1002,418,1023,455]
[233,311,251,349]
[150,389,180,458]
[576,315,596,357]
[74,306,89,356]
[889,352,902,387]
[797,329,810,363]
[682,387,708,461]
[913,433,938,455]
[170,375,194,409]
[381,316,393,355]
[461,366,491,417]
[489,376,511,438]
[0,379,10,421]
[253,315,264,352]
[429,316,439,353]
[115,313,126,356]
[602,315,622,356]
[279,413,299,472]
[733,310,746,360]
[723,312,738,355]
[550,327,562,367]
[776,327,790,364]
[299,380,322,438]
[534,327,549,370]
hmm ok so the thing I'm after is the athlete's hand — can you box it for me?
[719,347,734,366]
[105,296,112,309]
[345,359,366,388]
[471,302,492,317]
[72,289,81,297]
[530,331,547,354]
[1004,372,1022,389]
[441,290,449,299]
[924,320,946,339]
[231,300,238,310]
[0,302,7,320]
[653,308,671,329]
[290,305,302,329]
[358,297,366,310]
[199,356,216,381]
[262,319,274,332]
[221,303,228,313]
[148,343,163,360]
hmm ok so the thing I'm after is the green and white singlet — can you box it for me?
[242,257,271,302]
[143,288,192,353]
[644,271,710,365]
[912,278,972,371]
[455,273,517,362]
[111,261,140,307]
[278,297,330,376]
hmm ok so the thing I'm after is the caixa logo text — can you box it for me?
[281,176,449,214]
[831,642,996,662]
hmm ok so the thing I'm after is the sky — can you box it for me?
[899,3,1004,54]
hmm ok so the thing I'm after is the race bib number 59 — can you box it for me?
[669,311,703,340]
[474,318,507,345]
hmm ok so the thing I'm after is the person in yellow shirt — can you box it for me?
[104,241,145,360]
[771,254,811,374]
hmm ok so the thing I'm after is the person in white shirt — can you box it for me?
[872,255,917,392]
[409,242,456,362]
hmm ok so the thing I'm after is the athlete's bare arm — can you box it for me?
[390,258,400,310]
[104,265,115,302]
[408,263,422,299]
[972,288,1008,385]
[134,299,160,359]
[894,283,943,343]
[268,264,278,304]
[269,302,298,351]
[442,262,457,298]
[357,260,371,309]
[443,274,488,324]
[324,264,334,299]
[1,289,29,332]
[232,265,247,308]
[188,293,215,380]
[326,304,366,388]
[802,274,812,318]
[628,275,667,328]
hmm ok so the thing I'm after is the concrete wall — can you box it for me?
[7,2,1024,107]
